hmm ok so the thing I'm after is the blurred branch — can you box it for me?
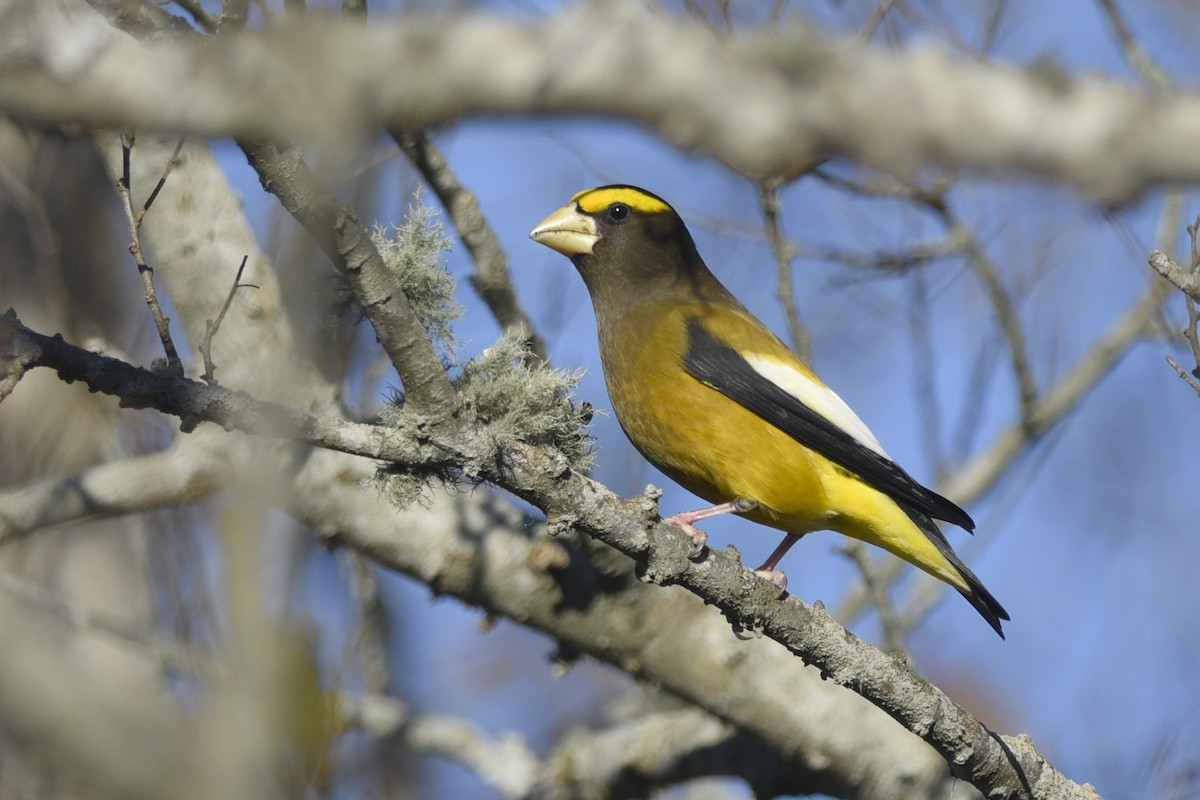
[1096,0,1171,89]
[936,203,1039,425]
[347,693,539,799]
[0,310,1095,800]
[395,130,546,361]
[0,606,266,799]
[841,542,907,655]
[0,436,224,542]
[836,276,1171,625]
[528,706,873,800]
[758,179,811,361]
[345,554,392,695]
[808,235,967,273]
[346,692,877,799]
[0,569,205,674]
[6,1,1200,200]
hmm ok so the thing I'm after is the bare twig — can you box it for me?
[1152,227,1200,397]
[938,205,1040,425]
[841,541,907,655]
[140,136,187,219]
[1096,0,1172,89]
[117,132,183,369]
[1165,354,1200,396]
[907,269,948,479]
[199,256,255,385]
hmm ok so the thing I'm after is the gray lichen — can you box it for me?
[455,336,595,474]
[370,193,461,361]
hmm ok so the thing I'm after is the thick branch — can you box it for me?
[2,2,1200,200]
[2,310,1095,799]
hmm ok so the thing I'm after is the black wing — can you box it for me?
[682,319,974,531]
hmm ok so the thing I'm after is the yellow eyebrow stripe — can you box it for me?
[571,186,672,215]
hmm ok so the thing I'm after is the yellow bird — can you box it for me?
[530,185,1009,637]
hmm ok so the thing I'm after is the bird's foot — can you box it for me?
[663,513,709,556]
[753,568,788,593]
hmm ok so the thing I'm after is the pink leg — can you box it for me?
[753,533,804,590]
[663,500,744,554]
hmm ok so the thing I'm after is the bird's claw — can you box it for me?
[664,514,709,557]
[754,568,788,593]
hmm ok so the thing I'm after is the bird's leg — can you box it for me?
[753,533,804,591]
[664,498,756,556]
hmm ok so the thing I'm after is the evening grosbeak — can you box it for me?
[530,185,1008,637]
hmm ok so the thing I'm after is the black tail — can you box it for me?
[905,507,1010,638]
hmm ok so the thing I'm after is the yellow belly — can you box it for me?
[599,300,830,532]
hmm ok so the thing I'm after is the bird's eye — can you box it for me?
[607,203,630,223]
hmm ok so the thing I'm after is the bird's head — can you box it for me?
[530,185,703,300]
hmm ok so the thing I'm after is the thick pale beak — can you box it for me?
[529,204,598,256]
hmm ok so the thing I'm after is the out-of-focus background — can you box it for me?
[1,1,1198,798]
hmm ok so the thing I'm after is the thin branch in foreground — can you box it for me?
[199,255,256,385]
[117,132,183,368]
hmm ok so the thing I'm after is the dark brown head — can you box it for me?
[530,185,712,310]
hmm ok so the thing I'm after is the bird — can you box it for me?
[529,184,1009,638]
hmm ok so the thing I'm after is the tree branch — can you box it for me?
[4,2,1200,200]
[237,139,457,413]
[1,309,1097,799]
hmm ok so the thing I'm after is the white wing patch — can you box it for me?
[742,354,890,458]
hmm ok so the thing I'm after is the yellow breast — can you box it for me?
[597,299,834,533]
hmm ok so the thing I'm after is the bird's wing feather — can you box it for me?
[682,319,975,530]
